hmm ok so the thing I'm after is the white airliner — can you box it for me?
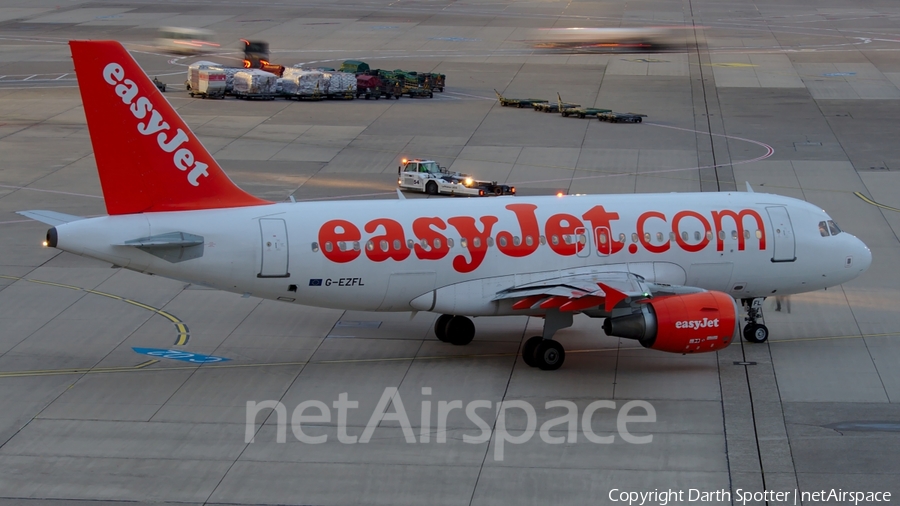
[19,41,871,370]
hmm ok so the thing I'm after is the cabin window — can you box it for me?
[499,236,508,247]
[433,238,442,249]
[551,235,559,245]
[487,237,495,247]
[407,239,415,249]
[681,231,688,241]
[460,238,468,249]
[827,220,841,235]
[540,235,547,245]
[631,233,639,243]
[393,239,402,251]
[706,231,713,241]
[353,241,360,251]
[744,230,750,239]
[598,231,608,244]
[311,242,319,252]
[718,230,726,240]
[694,231,701,241]
[578,234,586,245]
[525,236,534,247]
[325,242,333,252]
[366,240,374,251]
[338,241,346,252]
[380,240,389,252]
[731,230,738,240]
[755,230,762,239]
[448,238,455,248]
[644,232,651,243]
[670,232,676,242]
[473,237,481,248]
[513,236,521,246]
[656,232,664,242]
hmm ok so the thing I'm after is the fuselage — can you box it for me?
[50,192,871,316]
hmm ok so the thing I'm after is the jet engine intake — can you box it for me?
[603,291,737,353]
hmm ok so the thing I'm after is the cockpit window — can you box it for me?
[818,221,829,237]
[827,220,841,235]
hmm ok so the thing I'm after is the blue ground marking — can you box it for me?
[132,347,231,364]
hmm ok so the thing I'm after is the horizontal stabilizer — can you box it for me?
[16,210,85,226]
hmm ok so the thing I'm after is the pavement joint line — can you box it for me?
[854,191,900,213]
[0,330,892,379]
[0,275,190,346]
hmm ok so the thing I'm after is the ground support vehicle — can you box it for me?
[398,159,515,197]
[355,75,401,99]
[417,72,445,92]
[403,84,434,98]
[188,69,225,98]
[494,89,548,108]
[557,93,610,118]
[232,91,275,100]
[597,111,647,123]
[533,101,579,113]
[152,77,166,92]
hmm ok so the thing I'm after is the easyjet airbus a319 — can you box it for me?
[19,41,872,370]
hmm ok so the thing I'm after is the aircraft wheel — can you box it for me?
[446,316,475,346]
[534,340,565,370]
[434,314,453,342]
[426,181,438,195]
[743,324,769,343]
[522,336,543,367]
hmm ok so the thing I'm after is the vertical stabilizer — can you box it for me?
[69,40,270,214]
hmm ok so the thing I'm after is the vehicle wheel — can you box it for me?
[439,87,444,92]
[534,340,565,370]
[434,314,453,342]
[189,92,195,97]
[494,187,503,196]
[446,316,475,346]
[395,94,400,100]
[375,94,380,100]
[501,102,507,107]
[429,92,433,98]
[562,112,569,117]
[161,85,166,92]
[578,113,585,119]
[637,117,642,123]
[743,324,769,343]
[516,103,522,108]
[522,336,543,367]
[425,181,439,195]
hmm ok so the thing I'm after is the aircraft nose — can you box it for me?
[852,237,872,273]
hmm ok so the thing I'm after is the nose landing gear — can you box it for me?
[742,298,769,343]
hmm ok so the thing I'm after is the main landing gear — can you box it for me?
[742,297,769,343]
[434,314,475,346]
[433,310,574,370]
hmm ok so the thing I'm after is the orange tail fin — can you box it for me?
[69,40,270,214]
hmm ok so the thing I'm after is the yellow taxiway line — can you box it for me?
[0,274,191,346]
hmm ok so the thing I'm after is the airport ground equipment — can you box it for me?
[398,159,515,197]
[356,75,401,99]
[340,60,370,74]
[557,93,611,118]
[533,100,579,113]
[231,69,277,100]
[597,111,647,123]
[152,77,166,92]
[494,89,548,108]
[188,68,225,98]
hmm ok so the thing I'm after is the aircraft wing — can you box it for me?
[16,210,85,226]
[492,271,705,313]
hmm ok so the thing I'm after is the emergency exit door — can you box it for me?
[258,218,290,278]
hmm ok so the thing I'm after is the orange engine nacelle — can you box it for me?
[602,291,737,354]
